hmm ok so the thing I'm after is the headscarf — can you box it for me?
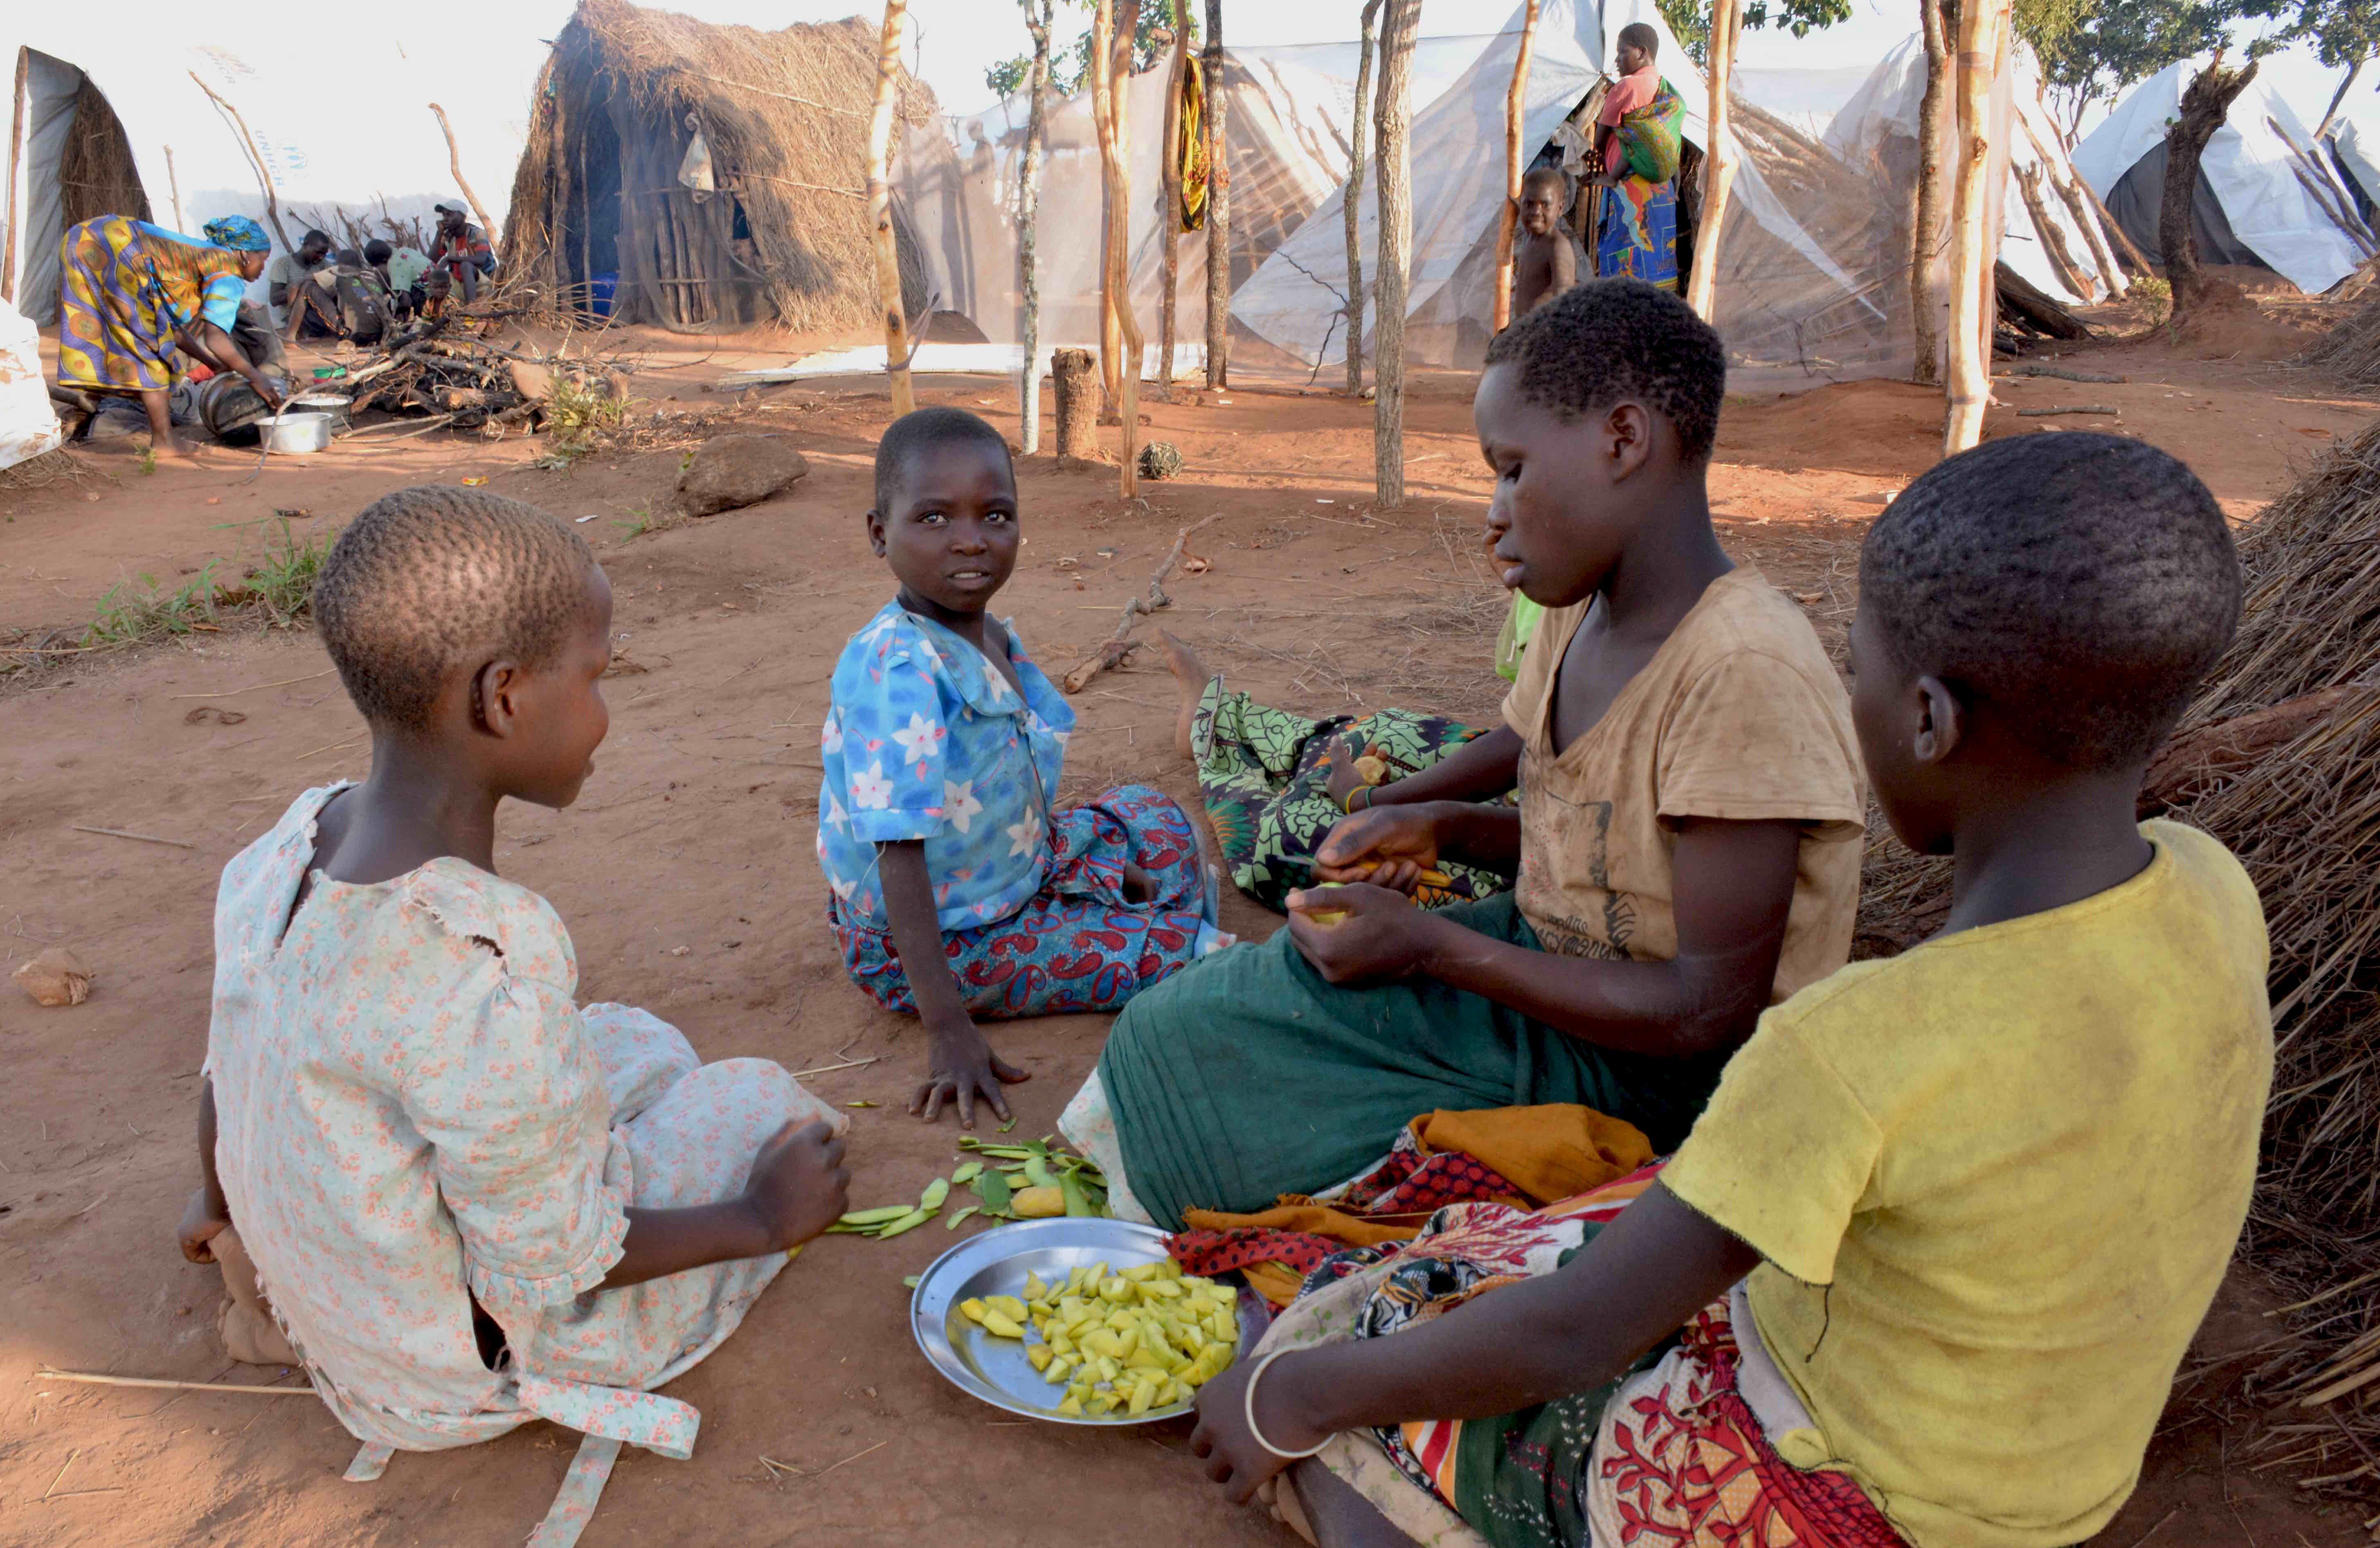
[201,216,273,252]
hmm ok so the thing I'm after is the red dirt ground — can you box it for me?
[2,311,2373,1547]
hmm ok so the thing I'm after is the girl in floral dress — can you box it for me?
[820,408,1231,1127]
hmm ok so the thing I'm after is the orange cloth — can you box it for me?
[1181,1103,1654,1253]
[1407,1103,1654,1207]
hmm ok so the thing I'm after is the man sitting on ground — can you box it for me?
[270,229,337,338]
[428,204,496,304]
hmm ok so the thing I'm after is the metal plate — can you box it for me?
[909,1217,1255,1426]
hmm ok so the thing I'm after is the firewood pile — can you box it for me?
[338,306,632,440]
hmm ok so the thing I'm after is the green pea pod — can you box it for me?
[1023,1156,1059,1190]
[919,1177,951,1213]
[951,1161,983,1186]
[946,1205,981,1231]
[839,1205,919,1226]
[903,1275,922,1289]
[976,1166,1014,1213]
[1059,1170,1093,1218]
[876,1208,934,1238]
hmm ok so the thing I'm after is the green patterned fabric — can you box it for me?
[1190,677,1513,912]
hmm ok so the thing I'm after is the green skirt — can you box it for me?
[1191,677,1512,912]
[1097,893,1730,1230]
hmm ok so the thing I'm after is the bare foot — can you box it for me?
[1260,1475,1321,1547]
[1159,630,1210,763]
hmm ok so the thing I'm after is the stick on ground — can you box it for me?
[35,1367,314,1395]
[1062,513,1223,695]
[2004,364,2127,383]
[2016,405,2118,418]
[69,826,196,850]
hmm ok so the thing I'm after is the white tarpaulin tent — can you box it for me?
[2330,117,2380,223]
[1823,36,2122,307]
[2074,59,2371,295]
[895,1,1908,393]
[4,15,548,324]
[1228,0,1886,389]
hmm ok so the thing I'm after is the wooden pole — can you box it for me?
[1096,0,1125,414]
[1158,7,1189,396]
[1684,0,1742,322]
[428,104,496,240]
[165,145,185,232]
[3,47,27,306]
[868,0,916,418]
[1019,0,1053,453]
[1093,0,1144,495]
[1909,0,1950,384]
[1346,0,1382,396]
[1373,0,1421,510]
[189,72,295,252]
[1942,0,2007,454]
[1493,0,1542,333]
[1202,0,1229,389]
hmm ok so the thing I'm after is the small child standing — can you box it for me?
[821,407,1229,1127]
[180,488,849,1528]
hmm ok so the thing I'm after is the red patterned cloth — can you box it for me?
[1590,1303,1906,1548]
[1167,1133,1527,1288]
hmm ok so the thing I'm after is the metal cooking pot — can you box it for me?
[194,371,298,445]
[288,392,353,430]
[264,413,335,455]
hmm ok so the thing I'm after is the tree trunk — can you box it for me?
[1373,0,1421,510]
[1685,0,1742,322]
[868,0,915,418]
[2013,163,2092,300]
[1018,1,1053,454]
[1203,0,1230,389]
[2024,114,2124,299]
[1346,0,1382,396]
[1158,9,1189,396]
[2318,54,2367,139]
[1493,0,1543,333]
[1942,0,2006,454]
[428,104,498,241]
[1909,0,1951,385]
[1053,347,1100,461]
[2163,56,2258,329]
[1093,0,1143,496]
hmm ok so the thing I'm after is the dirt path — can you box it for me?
[1,322,2371,1546]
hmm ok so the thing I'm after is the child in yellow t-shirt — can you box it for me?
[1181,431,2270,1548]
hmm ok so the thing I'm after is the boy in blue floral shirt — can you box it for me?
[821,408,1232,1126]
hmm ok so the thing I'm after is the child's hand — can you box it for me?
[915,1018,1030,1127]
[1314,806,1441,893]
[740,1120,851,1251]
[1285,883,1429,986]
[179,1184,232,1264]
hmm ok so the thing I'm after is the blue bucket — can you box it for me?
[588,272,619,317]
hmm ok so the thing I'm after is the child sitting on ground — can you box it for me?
[1185,432,2270,1548]
[179,487,850,1523]
[820,407,1230,1128]
[1069,280,1865,1229]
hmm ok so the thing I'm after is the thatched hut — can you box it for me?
[502,0,935,333]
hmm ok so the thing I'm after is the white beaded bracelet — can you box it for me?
[1243,1349,1332,1460]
